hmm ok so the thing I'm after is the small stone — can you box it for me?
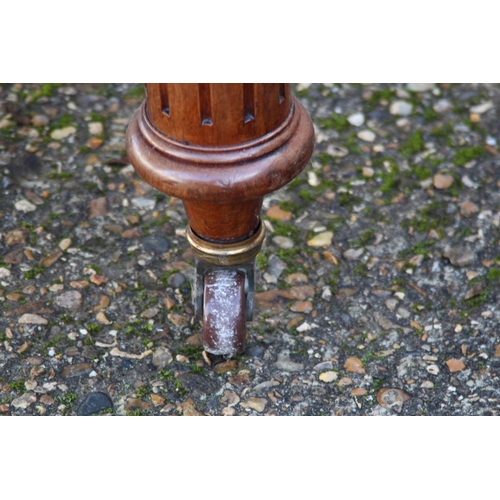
[131,197,156,211]
[362,167,374,177]
[40,395,55,405]
[70,281,90,289]
[220,390,240,407]
[407,83,434,92]
[285,273,308,285]
[357,130,376,142]
[142,236,169,254]
[433,173,454,190]
[6,229,28,246]
[446,359,466,372]
[426,364,440,375]
[307,231,333,247]
[443,247,475,268]
[319,371,338,383]
[420,381,434,389]
[296,322,312,332]
[0,268,12,279]
[313,361,333,372]
[470,101,493,114]
[141,307,159,319]
[266,205,292,221]
[55,291,82,310]
[50,126,76,140]
[326,144,349,157]
[377,388,410,412]
[460,200,479,217]
[390,101,413,116]
[7,292,23,301]
[58,238,72,251]
[214,360,239,373]
[245,345,265,358]
[48,284,64,292]
[338,377,353,387]
[273,350,304,372]
[168,312,188,326]
[12,393,37,409]
[62,363,93,379]
[96,312,111,325]
[152,347,173,369]
[343,248,364,260]
[273,236,294,249]
[15,199,37,213]
[350,387,367,397]
[151,394,165,407]
[222,407,235,416]
[344,357,365,374]
[168,272,186,288]
[495,345,500,357]
[90,274,107,286]
[180,398,202,416]
[77,392,113,416]
[19,313,48,325]
[121,229,141,239]
[88,122,104,135]
[31,114,49,127]
[89,197,108,219]
[290,301,313,313]
[347,112,364,127]
[40,250,63,267]
[433,99,452,113]
[125,398,152,414]
[240,397,267,413]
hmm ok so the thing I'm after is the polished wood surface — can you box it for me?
[127,84,314,243]
[146,83,290,146]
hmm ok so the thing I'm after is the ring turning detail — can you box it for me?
[126,84,314,358]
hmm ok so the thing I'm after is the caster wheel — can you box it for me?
[203,269,246,357]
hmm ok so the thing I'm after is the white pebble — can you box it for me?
[390,101,413,116]
[15,199,37,213]
[347,112,365,127]
[357,130,376,142]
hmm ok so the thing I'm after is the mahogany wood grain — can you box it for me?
[127,84,314,243]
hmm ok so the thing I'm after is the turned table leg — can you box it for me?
[126,84,314,357]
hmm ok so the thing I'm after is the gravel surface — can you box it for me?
[1,83,500,416]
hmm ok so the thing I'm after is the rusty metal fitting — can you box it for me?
[186,221,266,266]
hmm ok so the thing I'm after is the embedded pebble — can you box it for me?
[390,101,413,116]
[470,101,493,114]
[58,238,72,251]
[142,236,169,254]
[12,393,37,409]
[433,173,454,189]
[407,83,434,92]
[319,371,338,383]
[266,205,292,221]
[152,347,173,369]
[357,130,376,142]
[426,364,440,375]
[377,388,410,412]
[19,314,48,325]
[55,291,82,310]
[273,236,294,249]
[347,112,364,127]
[15,199,37,212]
[460,200,478,217]
[77,392,113,416]
[433,99,452,113]
[343,248,364,260]
[88,122,104,135]
[443,247,475,268]
[50,126,76,140]
[240,397,267,413]
[307,231,333,247]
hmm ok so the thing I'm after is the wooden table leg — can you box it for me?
[126,84,314,357]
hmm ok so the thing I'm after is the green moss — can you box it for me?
[365,88,397,110]
[256,253,268,272]
[136,385,152,398]
[317,113,350,132]
[402,200,451,234]
[401,130,425,157]
[125,85,146,100]
[299,189,316,203]
[23,265,45,279]
[10,378,26,393]
[400,240,435,258]
[453,146,484,166]
[422,106,439,122]
[353,228,375,248]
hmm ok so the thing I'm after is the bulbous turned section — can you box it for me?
[126,83,315,243]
